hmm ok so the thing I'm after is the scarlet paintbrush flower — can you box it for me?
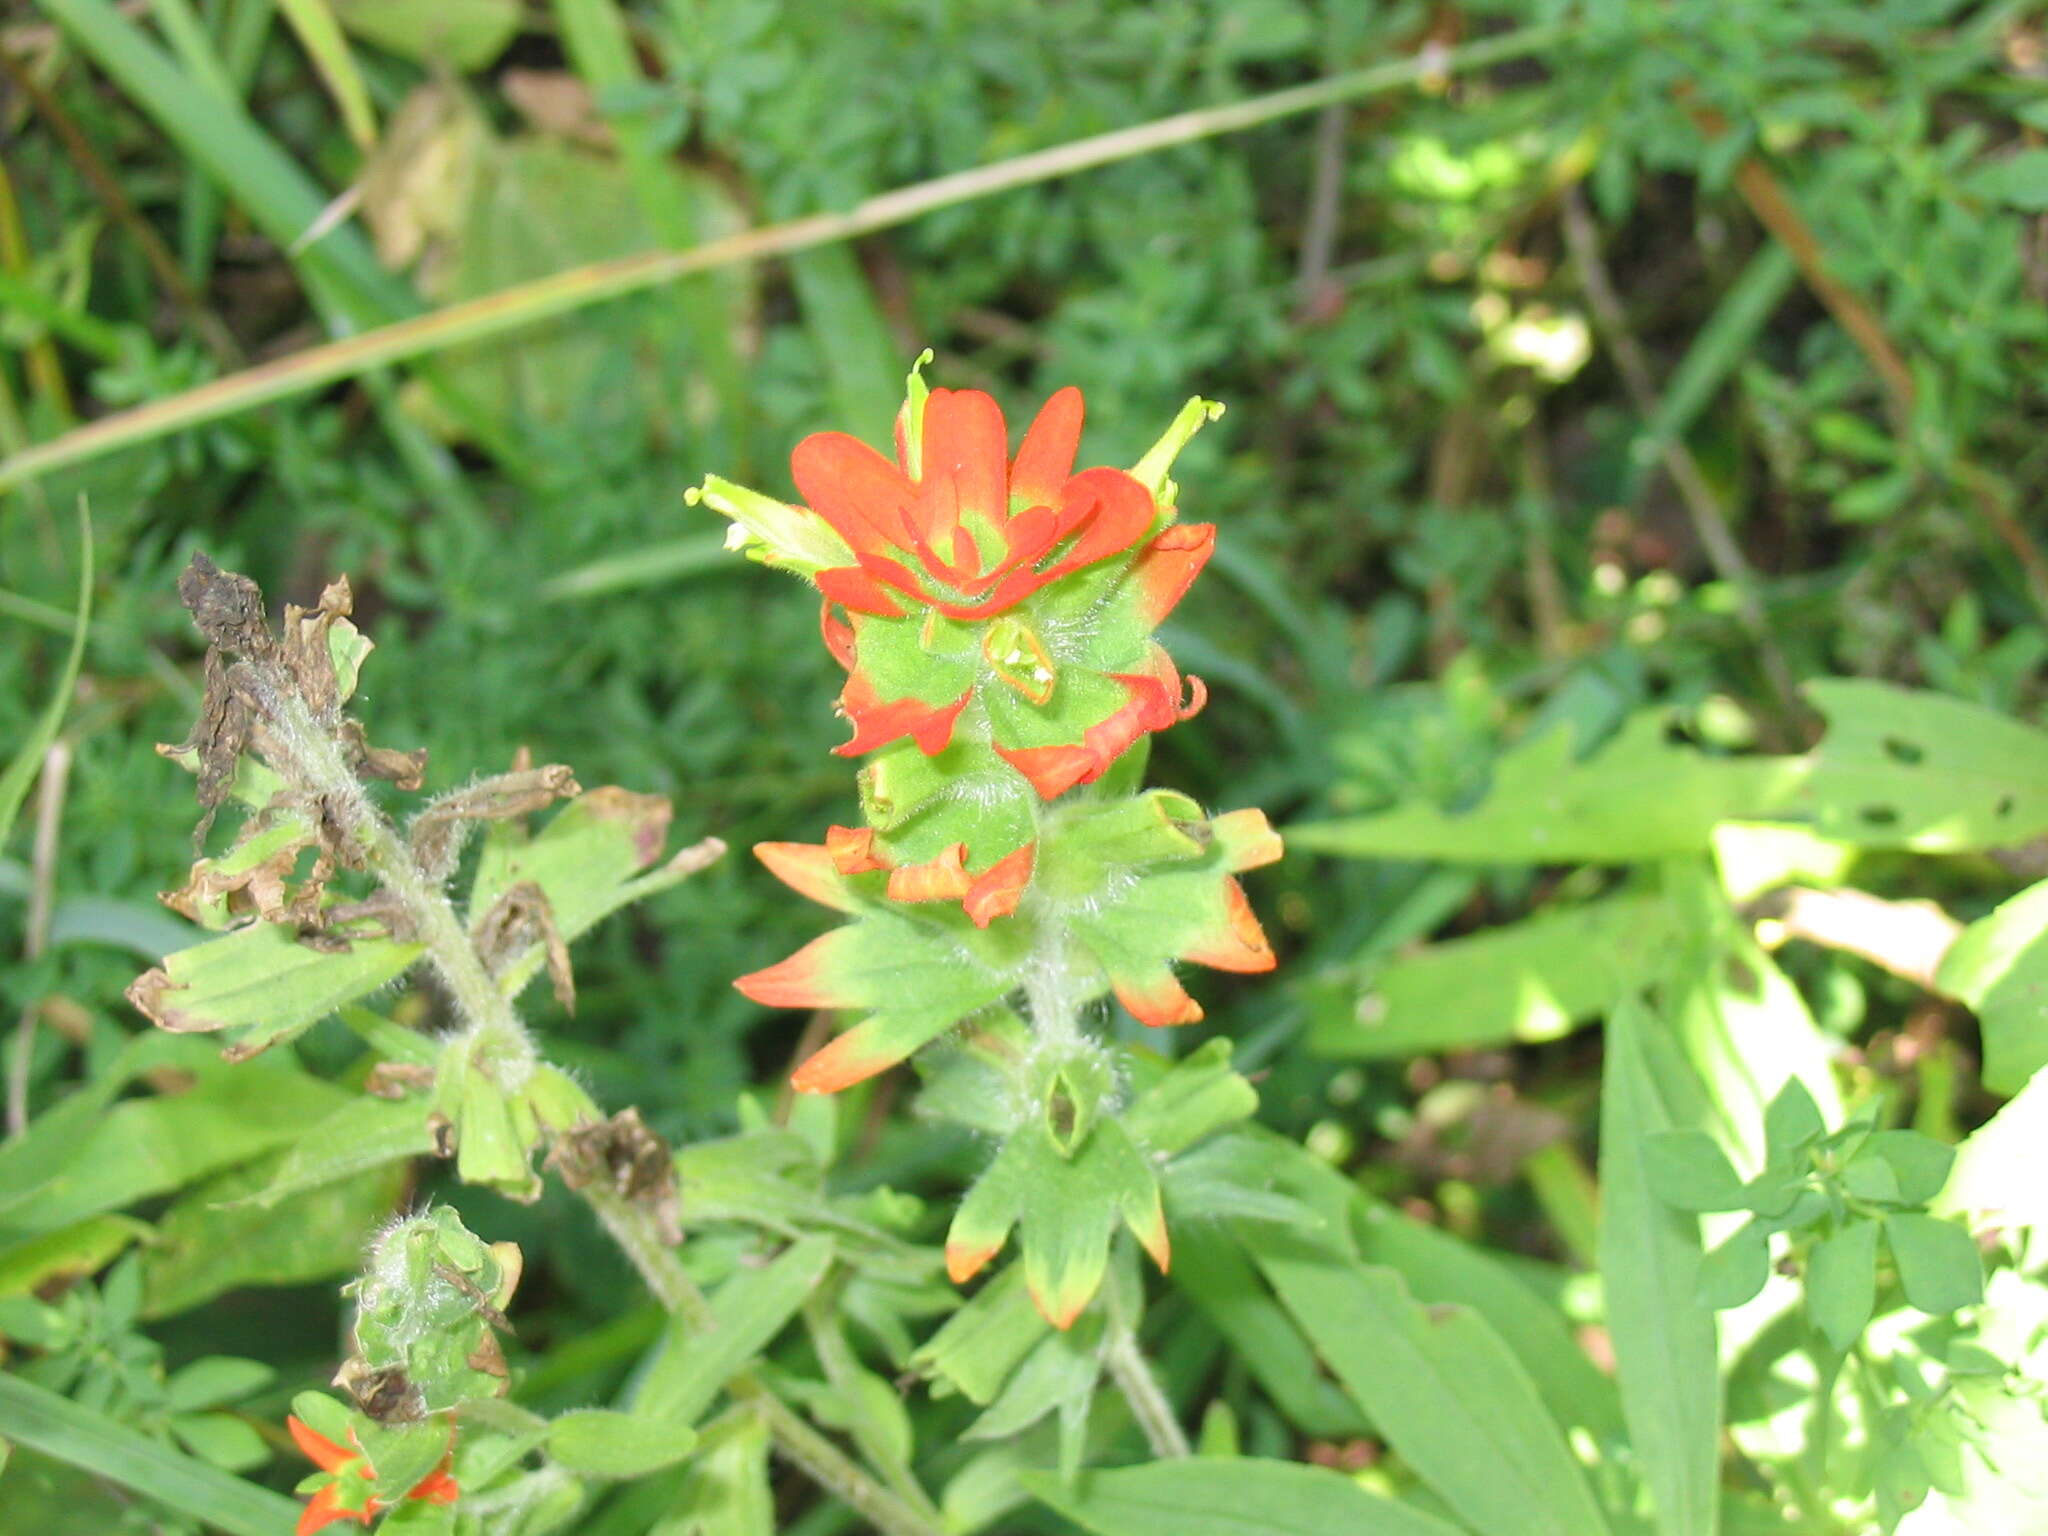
[287,1415,458,1535]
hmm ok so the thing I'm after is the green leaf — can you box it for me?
[1168,1226,1367,1439]
[1884,1214,1983,1316]
[965,1312,1103,1441]
[1935,875,2048,1094]
[1646,1130,1750,1212]
[0,1215,150,1299]
[0,501,90,851]
[469,786,698,1002]
[1120,1039,1259,1154]
[1291,709,1809,864]
[547,1410,697,1479]
[0,1056,351,1240]
[1938,1064,2048,1230]
[633,1236,833,1425]
[1806,1221,1878,1351]
[1311,892,1679,1057]
[165,1356,276,1413]
[655,1411,773,1536]
[142,1148,410,1317]
[1763,1078,1825,1155]
[1966,148,2048,211]
[227,1092,439,1208]
[274,0,377,148]
[1600,1001,1720,1536]
[1259,1249,1612,1536]
[911,1263,1049,1407]
[334,0,520,68]
[1024,1458,1467,1536]
[169,1410,270,1472]
[0,1373,300,1536]
[1802,681,2048,851]
[1697,1222,1770,1309]
[127,917,425,1059]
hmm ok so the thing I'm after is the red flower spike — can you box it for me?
[963,843,1035,928]
[298,1483,370,1535]
[818,602,857,670]
[288,1417,353,1473]
[791,432,917,557]
[886,844,974,904]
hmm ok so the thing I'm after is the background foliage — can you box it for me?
[4,0,2048,1532]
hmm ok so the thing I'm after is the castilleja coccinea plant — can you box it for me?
[696,361,1281,1325]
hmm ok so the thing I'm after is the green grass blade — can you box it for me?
[537,535,733,602]
[0,1372,302,1536]
[0,501,91,848]
[0,19,1571,495]
[273,0,377,150]
[42,0,406,322]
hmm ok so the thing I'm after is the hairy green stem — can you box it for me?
[270,686,939,1536]
[269,689,536,1077]
[1103,1322,1190,1460]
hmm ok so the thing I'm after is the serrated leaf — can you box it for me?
[1645,1130,1749,1212]
[546,1410,696,1479]
[1885,1214,1983,1316]
[1807,1221,1878,1350]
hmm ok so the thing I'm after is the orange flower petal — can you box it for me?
[287,1417,353,1474]
[1130,521,1215,627]
[963,843,1035,928]
[815,566,905,618]
[1114,972,1204,1027]
[753,841,856,912]
[735,930,858,1010]
[1179,878,1277,973]
[824,824,887,874]
[792,431,916,554]
[886,844,974,903]
[1009,386,1084,510]
[297,1484,376,1536]
[834,674,971,758]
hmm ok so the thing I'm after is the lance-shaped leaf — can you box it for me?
[1291,707,1811,864]
[126,918,424,1060]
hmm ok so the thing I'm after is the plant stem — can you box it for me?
[585,1184,945,1536]
[1103,1322,1191,1460]
[270,689,537,1078]
[270,687,939,1536]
